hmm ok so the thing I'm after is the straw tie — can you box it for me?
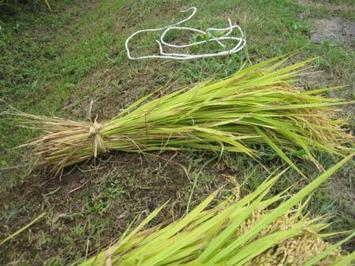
[88,120,106,157]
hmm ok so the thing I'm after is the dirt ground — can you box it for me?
[0,0,354,264]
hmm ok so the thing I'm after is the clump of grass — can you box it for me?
[0,0,51,11]
[18,57,353,174]
[80,155,354,266]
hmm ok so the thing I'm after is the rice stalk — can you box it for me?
[79,154,354,266]
[17,57,353,174]
[0,212,46,247]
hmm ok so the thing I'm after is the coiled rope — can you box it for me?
[125,7,246,60]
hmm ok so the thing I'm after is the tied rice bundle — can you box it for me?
[19,57,353,174]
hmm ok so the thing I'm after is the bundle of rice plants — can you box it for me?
[80,154,354,266]
[18,57,353,174]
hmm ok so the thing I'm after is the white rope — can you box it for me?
[125,7,246,60]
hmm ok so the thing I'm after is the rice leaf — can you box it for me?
[303,231,355,266]
[80,156,353,265]
[210,153,353,263]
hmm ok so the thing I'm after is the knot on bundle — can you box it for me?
[89,120,106,157]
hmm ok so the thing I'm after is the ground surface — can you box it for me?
[0,0,354,265]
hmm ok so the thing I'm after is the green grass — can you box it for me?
[0,0,354,264]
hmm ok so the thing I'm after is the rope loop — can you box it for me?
[89,120,106,157]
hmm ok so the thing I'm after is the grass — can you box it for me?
[0,0,354,264]
[0,0,51,11]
